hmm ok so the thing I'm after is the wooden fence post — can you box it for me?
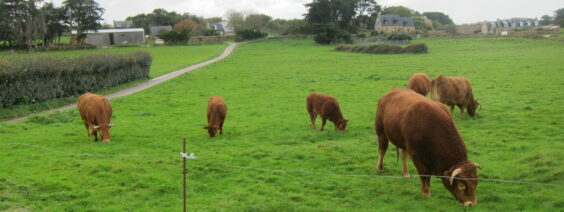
[183,137,187,212]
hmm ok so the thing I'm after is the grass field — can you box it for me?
[0,43,228,120]
[0,37,563,211]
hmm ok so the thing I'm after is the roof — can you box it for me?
[377,14,415,27]
[208,22,233,33]
[71,28,144,34]
[150,25,173,35]
[114,20,133,28]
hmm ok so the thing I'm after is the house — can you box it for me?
[150,25,173,36]
[208,22,234,36]
[481,18,540,35]
[375,13,416,34]
[113,20,133,28]
[71,28,145,46]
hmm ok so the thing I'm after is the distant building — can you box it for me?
[375,13,416,34]
[71,28,145,46]
[481,18,540,35]
[208,22,234,36]
[150,25,173,36]
[113,20,133,28]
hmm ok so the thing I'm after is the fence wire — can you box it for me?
[1,142,562,187]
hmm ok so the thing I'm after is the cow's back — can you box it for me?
[207,96,226,122]
[407,73,431,96]
[78,93,112,125]
[432,76,472,104]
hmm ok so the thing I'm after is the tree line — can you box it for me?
[0,0,104,50]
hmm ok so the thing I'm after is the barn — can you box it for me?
[71,28,145,46]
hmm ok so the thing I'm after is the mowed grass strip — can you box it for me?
[0,37,563,211]
[0,43,228,120]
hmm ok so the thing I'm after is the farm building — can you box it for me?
[71,28,145,46]
[481,18,540,35]
[375,13,416,34]
[113,20,133,28]
[208,22,234,36]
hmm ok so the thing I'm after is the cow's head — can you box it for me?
[93,123,114,143]
[467,99,481,117]
[203,125,219,138]
[442,161,480,206]
[337,119,349,131]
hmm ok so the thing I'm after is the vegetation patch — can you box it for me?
[0,51,151,108]
[335,43,428,54]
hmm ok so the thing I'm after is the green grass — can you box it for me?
[0,37,563,211]
[0,43,228,121]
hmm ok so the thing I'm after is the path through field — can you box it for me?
[5,42,240,123]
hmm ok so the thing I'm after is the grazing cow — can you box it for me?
[203,96,227,138]
[77,92,113,143]
[407,73,432,96]
[431,75,480,119]
[375,88,480,206]
[306,93,348,131]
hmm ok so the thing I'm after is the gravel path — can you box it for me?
[5,42,240,123]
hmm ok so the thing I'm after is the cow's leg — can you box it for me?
[449,104,455,114]
[219,119,224,135]
[376,134,389,172]
[320,117,327,131]
[309,112,317,129]
[93,130,98,142]
[411,156,431,197]
[458,105,465,119]
[84,123,91,137]
[401,149,410,178]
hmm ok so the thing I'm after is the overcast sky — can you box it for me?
[50,0,563,24]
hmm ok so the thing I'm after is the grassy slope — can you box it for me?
[0,37,563,211]
[0,44,228,120]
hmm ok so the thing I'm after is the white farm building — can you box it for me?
[71,28,145,46]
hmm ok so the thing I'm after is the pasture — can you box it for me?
[0,43,228,120]
[0,37,563,211]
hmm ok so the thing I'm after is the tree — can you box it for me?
[539,15,553,26]
[412,16,431,31]
[225,9,245,30]
[305,0,361,44]
[444,24,457,35]
[41,2,67,44]
[555,8,564,27]
[174,19,198,39]
[62,0,104,43]
[382,6,416,17]
[245,14,272,30]
[422,12,454,25]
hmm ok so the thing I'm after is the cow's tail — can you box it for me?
[396,146,399,164]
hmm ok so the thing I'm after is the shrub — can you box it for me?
[334,43,427,55]
[401,43,428,53]
[160,30,188,45]
[312,23,352,45]
[0,51,152,107]
[387,32,413,41]
[235,29,268,41]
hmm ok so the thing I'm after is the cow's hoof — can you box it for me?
[422,192,431,198]
[403,174,411,179]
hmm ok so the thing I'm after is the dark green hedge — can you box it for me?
[0,51,151,107]
[335,43,428,54]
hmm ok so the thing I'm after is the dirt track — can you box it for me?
[5,42,240,123]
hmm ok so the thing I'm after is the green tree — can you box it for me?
[305,0,360,44]
[41,2,67,44]
[555,8,564,27]
[539,15,553,26]
[382,6,416,17]
[62,0,104,43]
[422,12,454,25]
[245,14,272,30]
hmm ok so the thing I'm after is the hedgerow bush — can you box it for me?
[335,43,428,54]
[235,29,268,41]
[0,51,152,107]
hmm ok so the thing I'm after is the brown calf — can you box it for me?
[77,92,113,143]
[376,88,480,206]
[431,75,480,119]
[306,93,348,131]
[407,73,432,96]
[203,96,227,138]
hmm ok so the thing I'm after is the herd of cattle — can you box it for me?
[76,73,481,206]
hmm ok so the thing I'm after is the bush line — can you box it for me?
[0,51,152,107]
[335,43,428,54]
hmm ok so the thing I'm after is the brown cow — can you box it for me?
[306,93,348,131]
[77,92,113,143]
[407,73,431,96]
[203,96,227,138]
[431,75,480,119]
[375,88,480,206]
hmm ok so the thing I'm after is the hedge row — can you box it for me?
[335,43,428,54]
[0,51,152,107]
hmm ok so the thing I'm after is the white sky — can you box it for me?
[49,0,563,24]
